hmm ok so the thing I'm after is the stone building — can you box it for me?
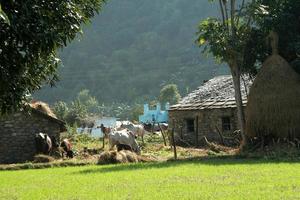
[0,104,65,164]
[169,75,252,146]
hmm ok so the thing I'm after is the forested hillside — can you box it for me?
[35,0,228,104]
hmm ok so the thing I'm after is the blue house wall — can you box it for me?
[139,103,169,124]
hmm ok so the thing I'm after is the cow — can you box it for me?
[143,123,168,133]
[108,129,141,154]
[120,122,147,143]
[60,139,74,158]
[35,133,52,155]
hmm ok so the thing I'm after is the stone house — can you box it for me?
[0,104,66,164]
[169,75,252,146]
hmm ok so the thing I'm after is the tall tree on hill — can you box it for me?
[0,0,106,114]
[196,0,264,147]
[159,84,181,105]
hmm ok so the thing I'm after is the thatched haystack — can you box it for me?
[98,150,138,165]
[30,101,57,119]
[33,154,55,163]
[246,33,300,140]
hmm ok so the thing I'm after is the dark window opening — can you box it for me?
[222,117,231,131]
[186,119,195,132]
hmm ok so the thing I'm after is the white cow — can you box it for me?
[108,129,141,154]
[120,122,147,143]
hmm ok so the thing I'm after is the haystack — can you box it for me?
[98,150,138,165]
[30,101,57,119]
[33,154,55,163]
[246,32,300,140]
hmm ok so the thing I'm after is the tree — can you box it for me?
[251,0,300,72]
[0,0,106,113]
[53,101,69,121]
[77,89,100,113]
[196,0,261,146]
[159,84,181,105]
[65,99,88,126]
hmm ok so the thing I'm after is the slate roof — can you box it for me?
[169,75,252,111]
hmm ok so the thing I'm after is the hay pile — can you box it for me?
[98,150,159,165]
[246,33,300,140]
[33,154,55,163]
[98,150,139,164]
[30,101,57,119]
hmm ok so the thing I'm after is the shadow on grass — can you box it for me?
[74,155,300,175]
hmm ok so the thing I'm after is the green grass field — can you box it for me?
[1,158,300,200]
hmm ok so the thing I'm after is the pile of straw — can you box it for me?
[98,150,138,165]
[30,101,57,119]
[246,52,300,139]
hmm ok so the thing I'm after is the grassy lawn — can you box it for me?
[1,158,300,200]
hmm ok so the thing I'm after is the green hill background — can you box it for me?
[35,0,228,104]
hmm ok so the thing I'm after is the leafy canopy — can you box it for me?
[251,0,300,72]
[159,84,181,105]
[0,0,106,113]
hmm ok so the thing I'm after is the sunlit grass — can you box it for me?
[1,159,300,200]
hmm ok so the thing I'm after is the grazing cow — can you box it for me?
[60,139,74,158]
[108,129,141,154]
[143,123,168,133]
[120,122,146,143]
[35,133,52,154]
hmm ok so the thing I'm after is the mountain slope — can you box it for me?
[35,0,229,104]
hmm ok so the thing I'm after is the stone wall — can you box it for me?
[169,107,239,146]
[0,112,62,164]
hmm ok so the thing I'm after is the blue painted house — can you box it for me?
[139,103,169,124]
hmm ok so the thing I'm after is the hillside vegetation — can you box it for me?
[35,0,228,104]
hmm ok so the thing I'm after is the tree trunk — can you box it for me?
[229,61,247,147]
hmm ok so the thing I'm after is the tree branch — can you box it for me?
[219,0,226,26]
[223,0,230,32]
[231,0,236,37]
[236,0,245,26]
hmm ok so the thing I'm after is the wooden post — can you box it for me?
[180,126,183,140]
[151,121,155,134]
[158,122,167,146]
[171,119,177,160]
[195,116,199,147]
[102,135,105,149]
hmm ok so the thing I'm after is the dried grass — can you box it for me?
[30,101,57,119]
[246,54,300,139]
[33,154,55,163]
[98,150,139,165]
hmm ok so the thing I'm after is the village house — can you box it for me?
[0,102,66,164]
[168,75,252,146]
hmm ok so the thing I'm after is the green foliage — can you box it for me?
[0,0,106,114]
[53,101,69,120]
[34,0,228,105]
[65,99,88,125]
[77,89,101,113]
[0,4,9,24]
[159,84,181,105]
[196,2,259,75]
[251,0,300,71]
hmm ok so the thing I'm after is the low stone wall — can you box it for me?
[0,112,61,164]
[169,108,239,146]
